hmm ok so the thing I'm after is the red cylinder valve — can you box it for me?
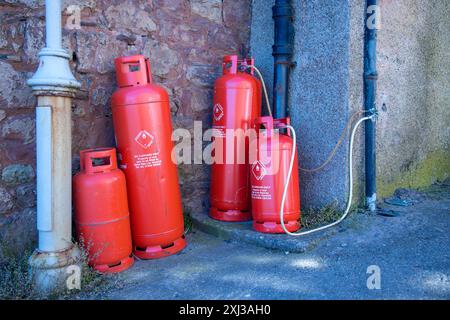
[111,55,186,259]
[209,55,262,222]
[250,117,301,233]
[73,148,134,273]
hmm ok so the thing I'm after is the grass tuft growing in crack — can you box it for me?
[56,238,124,300]
[0,238,124,300]
[300,201,344,230]
[183,207,193,235]
[0,240,37,300]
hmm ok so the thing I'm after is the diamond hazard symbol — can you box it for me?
[213,103,224,121]
[135,130,154,149]
[252,160,267,181]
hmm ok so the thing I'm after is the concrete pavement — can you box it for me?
[84,184,450,300]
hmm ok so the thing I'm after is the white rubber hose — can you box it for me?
[246,65,273,117]
[280,116,373,236]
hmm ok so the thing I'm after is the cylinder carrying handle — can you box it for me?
[222,55,239,74]
[79,148,94,172]
[82,148,118,174]
[255,117,291,134]
[273,118,292,137]
[145,58,153,83]
[240,58,255,75]
[254,116,274,132]
[222,55,256,76]
[115,55,152,87]
[254,117,274,159]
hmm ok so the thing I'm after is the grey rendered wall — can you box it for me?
[250,0,275,111]
[251,0,450,209]
[290,1,352,209]
[367,0,450,198]
[251,0,353,209]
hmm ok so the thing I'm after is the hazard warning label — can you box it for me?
[213,103,224,121]
[134,152,161,169]
[251,185,272,200]
[133,130,161,169]
[135,130,154,149]
[212,125,226,138]
[252,160,267,180]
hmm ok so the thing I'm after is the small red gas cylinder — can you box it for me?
[73,148,134,273]
[209,55,262,222]
[111,55,186,259]
[250,117,301,233]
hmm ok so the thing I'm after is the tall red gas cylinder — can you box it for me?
[250,117,301,233]
[111,55,186,259]
[209,55,262,222]
[73,148,134,273]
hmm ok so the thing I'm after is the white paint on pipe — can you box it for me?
[27,0,80,92]
[366,194,377,212]
[45,0,62,49]
[36,96,73,253]
[36,106,52,232]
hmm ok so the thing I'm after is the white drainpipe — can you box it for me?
[27,0,81,292]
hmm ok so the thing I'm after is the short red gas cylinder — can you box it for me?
[73,148,134,273]
[111,55,186,259]
[250,117,301,233]
[209,55,262,222]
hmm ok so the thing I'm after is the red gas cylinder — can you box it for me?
[250,117,301,233]
[73,148,134,273]
[111,55,186,259]
[209,55,262,222]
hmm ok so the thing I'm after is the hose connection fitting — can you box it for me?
[365,107,379,121]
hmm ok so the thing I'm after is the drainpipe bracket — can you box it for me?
[365,108,379,121]
[364,72,379,80]
[272,1,293,18]
[274,60,297,68]
[27,47,80,96]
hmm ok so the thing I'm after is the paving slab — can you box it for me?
[190,211,341,253]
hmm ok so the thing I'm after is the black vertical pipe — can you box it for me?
[364,0,378,211]
[272,0,293,118]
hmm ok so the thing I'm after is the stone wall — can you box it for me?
[0,0,252,251]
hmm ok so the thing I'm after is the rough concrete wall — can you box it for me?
[251,0,352,209]
[251,0,450,209]
[250,0,274,108]
[0,0,252,251]
[290,1,352,209]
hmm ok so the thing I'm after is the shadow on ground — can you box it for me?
[81,183,450,300]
